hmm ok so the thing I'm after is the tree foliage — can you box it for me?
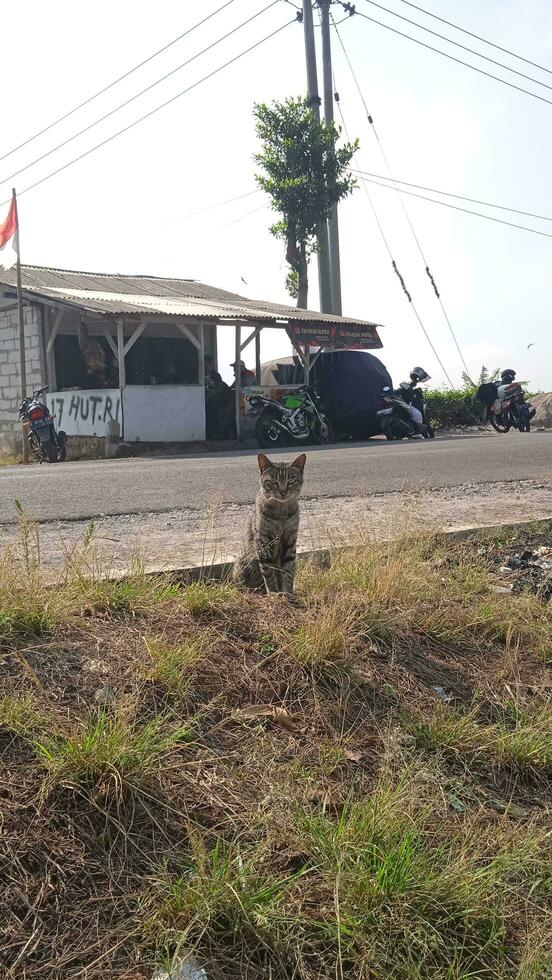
[254,97,358,307]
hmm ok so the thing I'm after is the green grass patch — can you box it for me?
[408,702,552,776]
[34,708,192,790]
[181,580,237,615]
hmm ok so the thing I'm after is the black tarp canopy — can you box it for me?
[261,350,393,438]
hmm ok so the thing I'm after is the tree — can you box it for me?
[463,365,500,388]
[254,97,358,308]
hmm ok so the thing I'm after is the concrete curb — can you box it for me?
[134,517,551,585]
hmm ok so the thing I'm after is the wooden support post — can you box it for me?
[199,322,205,387]
[234,323,241,443]
[255,325,261,384]
[117,319,125,388]
[304,345,310,385]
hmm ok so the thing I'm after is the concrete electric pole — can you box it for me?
[319,0,342,315]
[302,0,333,314]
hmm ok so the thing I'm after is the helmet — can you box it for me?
[410,367,430,383]
[500,369,516,384]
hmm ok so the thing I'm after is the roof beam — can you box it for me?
[46,308,64,354]
[176,322,201,352]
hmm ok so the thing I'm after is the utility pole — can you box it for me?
[302,0,333,314]
[319,0,342,315]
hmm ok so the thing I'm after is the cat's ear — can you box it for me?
[258,453,272,473]
[292,453,307,473]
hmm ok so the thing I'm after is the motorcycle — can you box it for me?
[248,384,332,448]
[19,385,67,463]
[377,367,435,440]
[486,383,535,434]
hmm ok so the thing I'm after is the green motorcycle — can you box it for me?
[247,384,333,449]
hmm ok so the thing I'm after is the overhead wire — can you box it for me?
[362,0,552,93]
[354,8,552,108]
[0,17,295,208]
[355,173,552,240]
[333,13,468,381]
[332,70,454,384]
[350,169,552,223]
[166,189,261,225]
[396,0,552,77]
[1,1,281,188]
[0,0,240,166]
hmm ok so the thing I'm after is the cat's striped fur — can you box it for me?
[233,452,306,593]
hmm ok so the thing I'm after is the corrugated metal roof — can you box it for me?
[0,265,384,331]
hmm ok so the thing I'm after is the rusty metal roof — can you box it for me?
[0,265,384,333]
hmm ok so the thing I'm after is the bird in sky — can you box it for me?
[527,342,535,349]
[241,276,248,286]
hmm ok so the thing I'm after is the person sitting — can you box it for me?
[231,359,256,387]
[204,354,223,390]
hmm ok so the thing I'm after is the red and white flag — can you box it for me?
[0,193,19,270]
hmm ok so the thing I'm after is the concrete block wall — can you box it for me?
[0,305,45,454]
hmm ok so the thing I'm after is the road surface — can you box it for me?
[1,434,550,572]
[0,432,551,524]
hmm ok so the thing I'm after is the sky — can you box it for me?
[2,0,552,389]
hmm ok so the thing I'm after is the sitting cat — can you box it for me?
[233,452,306,593]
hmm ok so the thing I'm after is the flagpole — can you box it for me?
[13,189,29,464]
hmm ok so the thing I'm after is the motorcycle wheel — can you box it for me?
[43,438,59,463]
[490,416,510,434]
[385,417,409,440]
[428,425,435,439]
[256,415,287,448]
[310,413,333,445]
[28,433,43,462]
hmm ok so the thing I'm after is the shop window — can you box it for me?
[53,334,199,390]
[125,336,199,385]
[54,335,117,390]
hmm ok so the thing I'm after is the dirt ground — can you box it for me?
[1,477,551,574]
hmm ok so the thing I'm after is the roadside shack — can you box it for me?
[0,265,384,454]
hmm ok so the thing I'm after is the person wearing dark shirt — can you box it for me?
[204,354,223,390]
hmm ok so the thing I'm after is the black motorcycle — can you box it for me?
[377,367,435,440]
[19,385,66,463]
[479,383,535,434]
[248,385,332,449]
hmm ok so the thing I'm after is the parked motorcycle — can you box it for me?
[248,385,332,448]
[477,369,535,434]
[19,385,67,463]
[377,367,435,440]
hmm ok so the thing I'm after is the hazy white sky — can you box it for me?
[2,0,551,388]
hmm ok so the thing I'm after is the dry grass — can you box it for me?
[0,519,551,978]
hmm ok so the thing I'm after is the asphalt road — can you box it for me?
[0,433,550,525]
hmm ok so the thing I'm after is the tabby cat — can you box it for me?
[233,452,306,593]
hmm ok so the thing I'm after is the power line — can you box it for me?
[334,15,469,381]
[357,174,552,240]
[333,69,455,385]
[363,0,552,93]
[1,1,280,188]
[354,9,552,108]
[397,0,552,78]
[166,189,261,225]
[352,168,552,223]
[0,0,240,166]
[1,18,295,208]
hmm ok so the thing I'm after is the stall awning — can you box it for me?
[0,265,384,345]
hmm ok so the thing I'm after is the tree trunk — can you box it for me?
[287,238,308,310]
[296,261,308,309]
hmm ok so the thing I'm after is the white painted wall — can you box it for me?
[46,389,121,436]
[123,386,205,442]
[46,386,206,442]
